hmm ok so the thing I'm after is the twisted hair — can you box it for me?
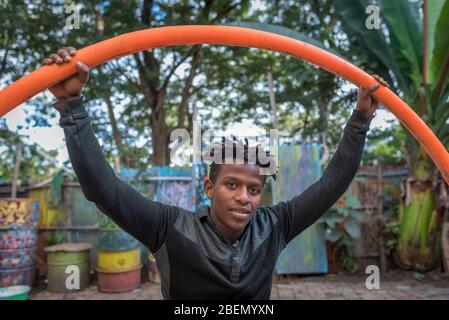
[202,136,277,185]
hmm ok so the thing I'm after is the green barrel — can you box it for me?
[45,243,92,293]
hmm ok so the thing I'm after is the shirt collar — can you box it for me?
[195,205,234,244]
[195,205,211,221]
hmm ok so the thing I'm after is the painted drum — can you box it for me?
[0,227,38,250]
[98,229,139,252]
[45,243,92,293]
[97,246,141,271]
[0,198,39,229]
[0,247,37,270]
[0,267,36,287]
[96,265,142,293]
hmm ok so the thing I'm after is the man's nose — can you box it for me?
[235,187,250,204]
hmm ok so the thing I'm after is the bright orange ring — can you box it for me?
[0,25,448,184]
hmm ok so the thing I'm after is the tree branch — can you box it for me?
[133,53,155,104]
[0,48,9,79]
[210,2,241,23]
[141,0,154,26]
[161,46,199,91]
[178,47,202,128]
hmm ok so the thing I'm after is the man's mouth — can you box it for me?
[229,207,251,216]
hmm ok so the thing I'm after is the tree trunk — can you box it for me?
[103,94,127,166]
[150,91,171,166]
[150,122,170,166]
[92,2,126,168]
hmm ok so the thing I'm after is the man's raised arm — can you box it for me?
[46,48,179,253]
[271,76,389,244]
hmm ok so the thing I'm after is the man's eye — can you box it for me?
[226,182,237,188]
[249,187,261,194]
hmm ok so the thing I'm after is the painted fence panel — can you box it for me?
[274,144,328,274]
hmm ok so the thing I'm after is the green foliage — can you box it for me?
[319,193,363,272]
[414,272,426,281]
[363,121,407,165]
[341,256,359,274]
[383,219,401,250]
[44,231,65,247]
[0,123,57,184]
[99,214,119,229]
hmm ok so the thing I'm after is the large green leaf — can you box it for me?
[350,211,365,222]
[430,0,449,104]
[425,0,447,83]
[382,0,423,95]
[325,228,344,242]
[333,0,410,97]
[433,90,449,135]
[344,220,361,239]
[319,211,343,228]
[345,195,361,208]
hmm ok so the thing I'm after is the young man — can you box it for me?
[43,47,388,299]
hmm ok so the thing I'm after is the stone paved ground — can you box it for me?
[29,271,449,300]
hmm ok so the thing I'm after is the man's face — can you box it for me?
[204,163,265,234]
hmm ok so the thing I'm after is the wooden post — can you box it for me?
[11,141,23,198]
[376,158,388,273]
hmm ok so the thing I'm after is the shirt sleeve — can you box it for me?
[270,109,374,245]
[55,96,180,253]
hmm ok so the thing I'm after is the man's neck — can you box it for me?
[209,207,243,244]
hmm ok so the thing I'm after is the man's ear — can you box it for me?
[204,177,214,200]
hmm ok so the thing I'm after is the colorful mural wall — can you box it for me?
[274,144,328,274]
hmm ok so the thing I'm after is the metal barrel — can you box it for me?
[0,227,38,250]
[0,247,37,269]
[97,246,141,271]
[0,267,36,287]
[45,243,92,293]
[0,198,39,287]
[96,265,142,293]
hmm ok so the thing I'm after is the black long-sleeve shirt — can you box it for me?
[55,96,373,299]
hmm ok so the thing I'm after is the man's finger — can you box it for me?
[67,47,77,56]
[50,53,63,64]
[372,74,390,88]
[76,62,90,83]
[57,48,71,62]
[42,58,53,65]
[362,83,381,97]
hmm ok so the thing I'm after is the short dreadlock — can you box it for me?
[202,136,277,185]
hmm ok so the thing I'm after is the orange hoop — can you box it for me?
[0,26,447,184]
